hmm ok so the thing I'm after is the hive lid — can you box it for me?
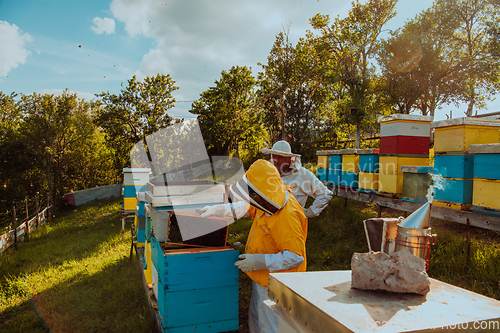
[123,167,151,173]
[431,117,500,129]
[316,150,342,155]
[399,201,431,229]
[378,114,434,123]
[356,148,380,155]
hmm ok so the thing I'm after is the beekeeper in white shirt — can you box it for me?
[262,140,333,218]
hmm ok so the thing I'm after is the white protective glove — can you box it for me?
[304,207,316,219]
[199,204,227,217]
[234,254,267,272]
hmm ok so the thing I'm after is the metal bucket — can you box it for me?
[395,225,433,270]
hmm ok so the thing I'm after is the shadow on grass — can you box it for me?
[29,256,153,333]
[0,299,48,333]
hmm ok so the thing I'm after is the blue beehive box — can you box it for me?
[328,169,341,186]
[357,148,380,173]
[123,184,147,198]
[340,171,359,188]
[433,177,473,204]
[317,168,328,182]
[136,216,146,244]
[434,154,474,179]
[472,153,500,180]
[150,237,239,333]
[328,154,343,170]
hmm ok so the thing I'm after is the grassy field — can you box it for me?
[0,198,153,333]
[1,196,499,333]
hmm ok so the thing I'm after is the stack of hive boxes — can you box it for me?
[122,168,151,213]
[470,143,500,216]
[377,114,433,198]
[432,117,500,210]
[145,180,239,332]
[357,149,380,193]
[150,217,239,333]
[143,203,153,285]
[340,149,359,189]
[327,150,343,187]
[134,192,147,249]
[316,151,330,182]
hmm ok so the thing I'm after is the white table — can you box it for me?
[267,271,500,332]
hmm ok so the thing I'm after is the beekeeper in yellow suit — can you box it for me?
[200,159,307,333]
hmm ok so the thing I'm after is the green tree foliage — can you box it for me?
[447,0,500,116]
[0,91,115,215]
[377,0,500,116]
[257,28,334,159]
[190,66,266,165]
[95,74,179,175]
[376,4,464,116]
[309,0,397,147]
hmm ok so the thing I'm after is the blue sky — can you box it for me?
[1,0,496,122]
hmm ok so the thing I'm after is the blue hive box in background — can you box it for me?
[470,144,500,216]
[317,168,328,182]
[433,178,473,206]
[357,148,380,173]
[328,168,341,186]
[433,154,474,179]
[340,171,359,188]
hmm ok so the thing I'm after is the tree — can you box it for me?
[376,5,464,116]
[257,27,332,158]
[95,74,179,175]
[310,0,397,147]
[190,66,265,164]
[376,0,500,117]
[447,0,500,115]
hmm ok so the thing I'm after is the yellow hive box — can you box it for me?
[359,172,379,191]
[432,118,500,153]
[473,179,500,210]
[123,197,137,211]
[144,241,152,285]
[433,200,472,211]
[317,155,329,169]
[379,156,429,175]
[342,155,359,172]
[378,173,403,194]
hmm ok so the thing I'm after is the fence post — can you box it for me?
[25,198,30,240]
[13,206,17,249]
[47,191,51,221]
[35,196,40,229]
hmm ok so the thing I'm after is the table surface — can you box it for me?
[268,271,500,332]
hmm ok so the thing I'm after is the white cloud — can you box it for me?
[135,48,171,79]
[0,21,33,77]
[107,0,359,104]
[40,89,97,101]
[91,17,116,35]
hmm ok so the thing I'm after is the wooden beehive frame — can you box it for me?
[164,211,230,249]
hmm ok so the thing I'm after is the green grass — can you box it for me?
[2,196,498,333]
[0,197,153,333]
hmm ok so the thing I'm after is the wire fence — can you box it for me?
[0,194,52,254]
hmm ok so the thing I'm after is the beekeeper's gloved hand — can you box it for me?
[304,207,316,219]
[200,204,226,217]
[234,254,267,272]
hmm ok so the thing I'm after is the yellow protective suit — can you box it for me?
[235,159,308,287]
